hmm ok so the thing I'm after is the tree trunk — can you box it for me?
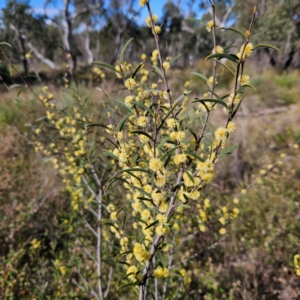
[63,0,76,71]
[84,23,93,64]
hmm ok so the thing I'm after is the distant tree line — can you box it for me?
[0,0,299,76]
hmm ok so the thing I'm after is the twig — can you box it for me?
[96,184,104,300]
[139,167,184,300]
[76,239,98,267]
[71,278,85,291]
[171,237,226,268]
[75,265,100,299]
[146,3,173,110]
[83,217,98,238]
[104,266,113,298]
[162,234,176,300]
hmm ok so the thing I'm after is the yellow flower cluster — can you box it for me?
[206,20,214,32]
[91,66,105,82]
[124,78,137,90]
[196,159,215,184]
[31,238,41,250]
[241,74,250,85]
[151,49,159,65]
[207,76,217,89]
[54,259,67,276]
[237,43,254,60]
[212,45,224,54]
[115,61,133,79]
[133,242,151,264]
[35,88,93,212]
[294,255,300,276]
[146,14,158,27]
[139,0,148,7]
[127,265,139,282]
[153,266,169,278]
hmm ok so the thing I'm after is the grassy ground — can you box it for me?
[0,66,300,299]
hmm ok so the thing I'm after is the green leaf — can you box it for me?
[184,170,194,184]
[205,53,239,64]
[219,144,240,156]
[35,116,47,122]
[173,90,191,105]
[16,86,27,97]
[238,83,256,91]
[152,65,162,77]
[10,84,23,89]
[157,137,169,150]
[144,220,159,230]
[181,204,191,208]
[185,150,205,162]
[106,177,130,190]
[191,72,208,82]
[117,113,133,132]
[91,61,118,73]
[103,150,119,160]
[147,89,162,93]
[117,168,152,176]
[219,27,246,38]
[138,197,152,202]
[106,137,118,148]
[118,282,136,290]
[0,42,12,47]
[112,99,133,113]
[213,59,235,76]
[132,186,152,198]
[158,102,179,132]
[192,98,228,109]
[131,100,154,116]
[116,204,127,216]
[189,130,198,143]
[170,54,182,64]
[131,130,154,141]
[86,123,108,129]
[253,44,279,51]
[120,38,134,63]
[222,93,231,99]
[132,62,144,79]
[207,89,224,102]
[230,98,244,120]
[160,145,181,161]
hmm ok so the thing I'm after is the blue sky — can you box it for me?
[0,0,202,24]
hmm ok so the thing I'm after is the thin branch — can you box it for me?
[71,278,85,291]
[83,217,98,238]
[90,163,102,189]
[146,3,173,110]
[10,24,57,69]
[76,239,98,267]
[96,184,104,300]
[171,237,226,268]
[75,266,100,300]
[82,175,99,219]
[104,266,113,298]
[139,167,184,300]
[154,255,158,300]
[162,234,176,300]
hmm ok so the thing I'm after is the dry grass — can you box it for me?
[0,67,299,299]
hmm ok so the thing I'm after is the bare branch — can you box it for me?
[75,266,100,300]
[10,24,57,70]
[104,266,113,298]
[83,218,98,239]
[76,239,98,267]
